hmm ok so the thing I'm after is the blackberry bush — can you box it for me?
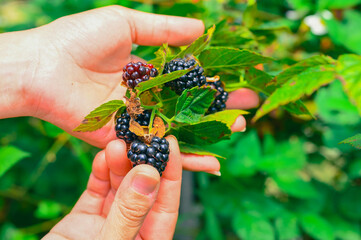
[163,58,207,94]
[122,62,158,89]
[128,137,169,176]
[115,110,152,144]
[206,80,229,114]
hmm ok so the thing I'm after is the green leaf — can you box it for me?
[171,120,231,145]
[328,216,361,240]
[178,142,225,159]
[275,212,300,240]
[243,0,257,28]
[204,208,224,240]
[175,25,215,59]
[272,172,319,199]
[348,159,361,178]
[0,146,30,178]
[153,43,170,73]
[315,80,360,125]
[35,200,62,219]
[232,211,275,240]
[212,21,255,47]
[135,68,193,93]
[227,130,261,177]
[275,55,336,86]
[253,65,336,121]
[199,47,272,69]
[244,67,312,117]
[337,54,361,115]
[201,109,249,129]
[258,138,306,173]
[73,100,125,132]
[325,10,361,54]
[338,186,361,220]
[300,213,334,240]
[318,0,361,9]
[175,87,216,124]
[239,191,284,218]
[340,134,361,149]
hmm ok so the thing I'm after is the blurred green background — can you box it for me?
[1,0,361,239]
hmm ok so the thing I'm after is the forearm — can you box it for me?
[0,30,40,119]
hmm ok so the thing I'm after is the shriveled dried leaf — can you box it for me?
[129,119,145,137]
[150,117,166,138]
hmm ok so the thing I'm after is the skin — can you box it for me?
[43,137,183,240]
[0,5,260,239]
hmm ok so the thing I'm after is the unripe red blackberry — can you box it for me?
[128,136,170,176]
[122,62,158,89]
[206,80,229,114]
[163,59,206,95]
[115,110,152,144]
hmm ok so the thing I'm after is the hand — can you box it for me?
[44,137,182,240]
[2,6,258,172]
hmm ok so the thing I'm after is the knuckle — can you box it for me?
[116,199,150,227]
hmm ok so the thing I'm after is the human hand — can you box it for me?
[43,137,182,240]
[2,6,258,172]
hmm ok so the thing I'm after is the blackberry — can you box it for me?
[115,110,152,144]
[206,80,229,114]
[122,62,158,89]
[163,59,206,95]
[128,137,170,176]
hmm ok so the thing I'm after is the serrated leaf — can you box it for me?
[199,47,273,69]
[201,109,248,129]
[171,120,231,145]
[178,142,225,159]
[300,213,334,240]
[73,100,125,132]
[175,87,216,124]
[153,43,170,73]
[337,54,361,115]
[135,68,193,93]
[212,21,255,47]
[150,117,165,138]
[275,55,336,85]
[175,25,215,59]
[244,67,313,117]
[340,134,361,149]
[253,65,335,121]
[0,146,30,177]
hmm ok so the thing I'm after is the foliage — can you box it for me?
[1,0,361,239]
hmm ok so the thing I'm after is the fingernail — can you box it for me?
[131,174,159,195]
[240,127,247,132]
[205,171,221,176]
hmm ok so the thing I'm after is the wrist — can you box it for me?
[0,30,41,119]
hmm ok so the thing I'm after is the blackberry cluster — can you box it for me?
[128,137,170,176]
[122,62,158,89]
[206,80,229,114]
[163,59,207,95]
[115,110,152,144]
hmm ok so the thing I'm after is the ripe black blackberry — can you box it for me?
[206,80,229,114]
[128,137,170,176]
[122,62,158,89]
[115,110,152,144]
[163,59,207,95]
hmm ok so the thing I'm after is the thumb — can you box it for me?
[98,164,160,240]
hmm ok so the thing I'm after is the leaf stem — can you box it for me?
[157,111,173,132]
[148,109,157,132]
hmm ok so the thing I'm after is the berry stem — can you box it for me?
[156,110,173,132]
[148,108,157,131]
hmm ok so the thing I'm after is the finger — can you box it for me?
[98,165,160,240]
[181,153,221,173]
[117,6,205,46]
[231,115,247,132]
[71,150,110,215]
[139,136,182,239]
[227,88,260,110]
